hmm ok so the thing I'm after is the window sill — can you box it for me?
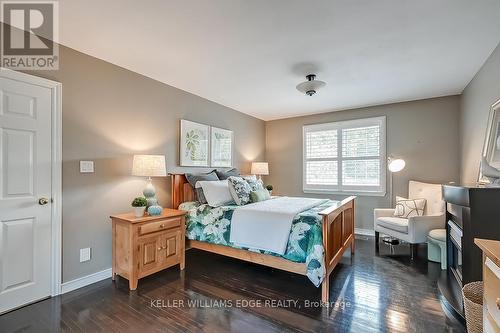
[303,189,387,197]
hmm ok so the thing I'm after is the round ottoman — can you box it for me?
[427,229,446,269]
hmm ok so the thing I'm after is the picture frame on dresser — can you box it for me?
[210,126,233,167]
[479,99,500,182]
[180,119,210,167]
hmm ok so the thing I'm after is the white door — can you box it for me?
[0,73,53,313]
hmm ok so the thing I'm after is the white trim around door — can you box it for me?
[0,68,63,297]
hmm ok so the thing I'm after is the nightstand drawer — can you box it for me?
[139,218,181,235]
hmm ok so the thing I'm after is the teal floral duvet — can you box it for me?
[179,199,336,287]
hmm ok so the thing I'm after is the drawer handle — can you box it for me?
[159,224,165,228]
[496,298,500,310]
[157,246,166,251]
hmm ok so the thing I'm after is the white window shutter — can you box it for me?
[303,117,386,195]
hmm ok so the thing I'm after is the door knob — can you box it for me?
[38,197,49,205]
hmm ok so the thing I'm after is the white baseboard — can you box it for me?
[61,268,112,294]
[355,228,375,236]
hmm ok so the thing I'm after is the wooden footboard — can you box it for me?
[170,174,355,304]
[319,196,356,303]
[187,240,307,275]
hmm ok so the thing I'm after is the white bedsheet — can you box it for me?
[229,197,327,255]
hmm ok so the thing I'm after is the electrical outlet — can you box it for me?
[80,161,94,173]
[80,248,91,262]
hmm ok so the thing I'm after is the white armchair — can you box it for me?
[374,180,445,259]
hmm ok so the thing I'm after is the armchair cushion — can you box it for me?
[408,181,444,215]
[394,196,426,218]
[376,217,409,234]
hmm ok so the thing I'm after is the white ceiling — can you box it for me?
[60,0,500,120]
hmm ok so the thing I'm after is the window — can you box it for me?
[303,116,386,195]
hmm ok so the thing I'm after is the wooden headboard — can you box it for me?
[171,174,195,209]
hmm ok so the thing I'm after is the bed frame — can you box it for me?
[171,174,355,303]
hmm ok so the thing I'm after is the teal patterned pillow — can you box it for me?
[228,176,252,205]
[243,175,264,191]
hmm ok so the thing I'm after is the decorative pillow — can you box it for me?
[185,170,219,203]
[215,168,240,180]
[242,174,257,181]
[250,189,271,203]
[243,175,264,191]
[394,196,426,218]
[227,176,252,205]
[196,180,234,207]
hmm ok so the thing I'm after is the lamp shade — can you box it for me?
[296,80,326,95]
[132,155,166,177]
[251,162,269,175]
[296,74,327,96]
[388,158,406,173]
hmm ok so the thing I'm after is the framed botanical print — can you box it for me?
[180,120,209,167]
[210,126,233,167]
[479,99,500,182]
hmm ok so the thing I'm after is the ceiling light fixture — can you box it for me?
[296,74,326,96]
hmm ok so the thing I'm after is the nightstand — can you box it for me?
[110,208,186,290]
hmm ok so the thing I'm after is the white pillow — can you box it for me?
[196,180,234,207]
[394,196,426,218]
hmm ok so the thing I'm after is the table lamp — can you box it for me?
[132,154,166,215]
[251,162,269,180]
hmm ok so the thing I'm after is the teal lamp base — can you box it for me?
[147,205,163,216]
[143,178,162,215]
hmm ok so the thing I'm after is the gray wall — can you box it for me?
[460,43,500,183]
[265,96,461,230]
[27,46,266,282]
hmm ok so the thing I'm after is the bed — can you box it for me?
[171,174,356,303]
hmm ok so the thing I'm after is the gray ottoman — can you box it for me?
[427,229,446,269]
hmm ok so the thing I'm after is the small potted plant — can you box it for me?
[266,184,273,195]
[131,197,147,217]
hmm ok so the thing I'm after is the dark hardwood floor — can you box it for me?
[0,237,464,332]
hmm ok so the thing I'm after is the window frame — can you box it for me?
[302,116,387,196]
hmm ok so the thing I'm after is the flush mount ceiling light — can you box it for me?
[296,74,326,96]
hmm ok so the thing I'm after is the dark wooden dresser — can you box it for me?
[439,184,500,321]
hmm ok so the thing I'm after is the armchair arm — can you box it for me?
[374,208,395,230]
[374,208,395,220]
[408,213,446,243]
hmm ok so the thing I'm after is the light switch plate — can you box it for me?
[80,247,91,262]
[80,160,94,173]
